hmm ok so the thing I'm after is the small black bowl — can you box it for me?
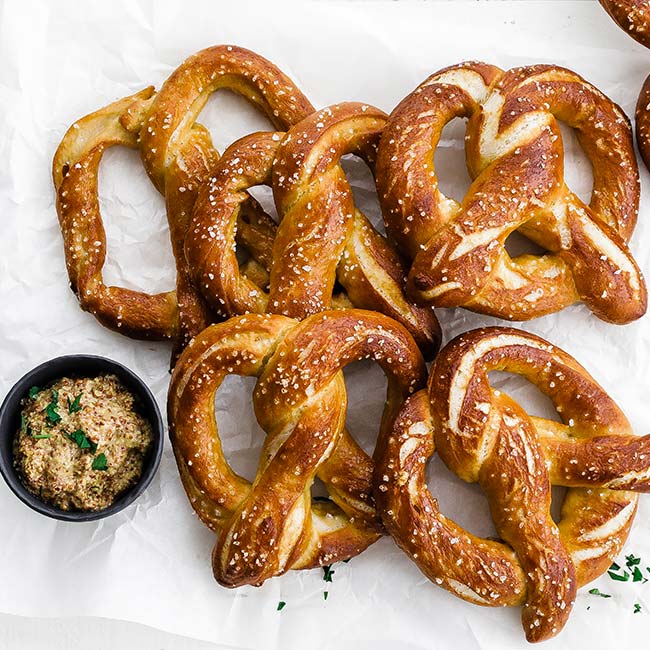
[0,355,164,522]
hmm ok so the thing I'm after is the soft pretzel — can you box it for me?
[600,0,650,48]
[53,88,179,340]
[376,62,647,324]
[186,102,441,357]
[168,309,427,587]
[599,2,650,169]
[374,326,650,642]
[53,45,314,354]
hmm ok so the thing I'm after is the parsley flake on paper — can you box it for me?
[277,601,286,611]
[322,564,335,583]
[588,588,611,598]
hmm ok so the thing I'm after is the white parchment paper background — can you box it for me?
[1,1,649,648]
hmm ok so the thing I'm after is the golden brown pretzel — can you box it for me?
[187,102,441,357]
[600,1,650,170]
[374,326,650,642]
[376,62,647,324]
[636,75,650,169]
[53,45,314,353]
[600,0,650,48]
[168,309,427,587]
[53,88,180,340]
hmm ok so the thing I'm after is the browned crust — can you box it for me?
[600,0,650,48]
[269,102,441,357]
[636,74,650,171]
[168,309,426,587]
[375,326,649,642]
[52,88,180,341]
[53,45,314,356]
[376,62,646,324]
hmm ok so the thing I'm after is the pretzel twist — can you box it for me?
[375,326,650,642]
[187,102,441,357]
[168,309,427,587]
[53,45,314,353]
[376,62,647,323]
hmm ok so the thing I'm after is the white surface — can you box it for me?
[1,0,650,649]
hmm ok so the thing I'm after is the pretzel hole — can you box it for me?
[433,117,472,204]
[343,360,388,457]
[426,454,496,537]
[558,122,593,205]
[487,371,562,423]
[341,154,386,236]
[197,89,276,153]
[98,146,174,293]
[504,231,547,257]
[247,185,278,222]
[214,374,266,483]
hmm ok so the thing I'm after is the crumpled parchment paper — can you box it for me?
[1,1,650,649]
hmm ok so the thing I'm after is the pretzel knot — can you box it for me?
[168,309,427,587]
[186,102,441,357]
[375,326,650,642]
[53,45,314,354]
[376,62,647,324]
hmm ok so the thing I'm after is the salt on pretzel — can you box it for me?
[168,309,427,587]
[53,88,180,340]
[374,326,650,642]
[600,0,650,48]
[186,102,441,357]
[53,45,314,352]
[599,2,650,170]
[376,62,647,324]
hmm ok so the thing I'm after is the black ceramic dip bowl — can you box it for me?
[0,355,163,522]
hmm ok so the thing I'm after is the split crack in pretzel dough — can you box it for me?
[374,326,650,642]
[376,62,647,323]
[168,309,426,587]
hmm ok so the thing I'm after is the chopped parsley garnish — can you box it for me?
[277,601,286,611]
[32,433,51,440]
[28,386,41,399]
[323,591,329,601]
[608,570,630,582]
[92,453,108,471]
[322,565,335,583]
[43,390,61,426]
[588,588,611,598]
[632,567,644,583]
[67,394,83,413]
[65,428,97,452]
[20,414,27,433]
[634,603,642,614]
[626,554,641,567]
